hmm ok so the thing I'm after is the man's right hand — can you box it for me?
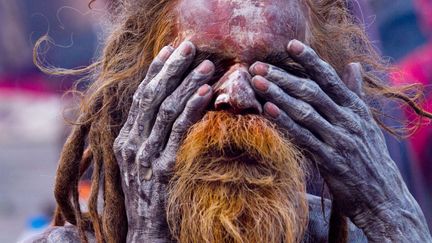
[113,41,214,242]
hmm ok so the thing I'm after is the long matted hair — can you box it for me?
[34,0,432,242]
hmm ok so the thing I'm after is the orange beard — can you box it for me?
[167,111,309,243]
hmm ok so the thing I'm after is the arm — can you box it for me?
[23,225,95,243]
[113,41,214,242]
[250,40,432,242]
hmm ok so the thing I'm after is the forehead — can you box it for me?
[174,0,307,63]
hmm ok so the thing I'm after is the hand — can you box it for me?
[113,41,214,242]
[249,40,431,242]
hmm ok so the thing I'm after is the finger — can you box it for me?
[286,39,360,107]
[250,62,352,125]
[132,41,196,139]
[118,45,174,138]
[136,61,215,168]
[341,63,371,118]
[160,84,213,171]
[263,102,331,158]
[251,75,340,144]
[342,62,364,98]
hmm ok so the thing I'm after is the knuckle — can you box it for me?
[159,100,179,121]
[351,99,370,117]
[270,85,285,101]
[172,119,189,135]
[298,103,315,121]
[113,137,123,153]
[164,59,185,77]
[140,87,157,108]
[137,147,148,163]
[116,141,137,164]
[149,59,164,71]
[305,45,317,57]
[132,91,141,104]
[154,154,175,174]
[304,134,318,147]
[336,134,357,151]
[345,119,363,134]
[300,81,320,100]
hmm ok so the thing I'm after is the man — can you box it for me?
[30,0,432,242]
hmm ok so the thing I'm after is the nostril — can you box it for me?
[215,102,231,111]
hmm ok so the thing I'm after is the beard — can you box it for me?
[166,111,309,243]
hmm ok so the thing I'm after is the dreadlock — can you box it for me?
[34,0,432,242]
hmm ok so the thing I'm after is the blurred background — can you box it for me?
[0,0,431,242]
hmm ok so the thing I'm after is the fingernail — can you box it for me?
[264,102,280,118]
[180,41,193,56]
[197,60,214,74]
[198,84,211,96]
[158,46,173,62]
[252,76,270,92]
[288,39,304,56]
[251,62,269,76]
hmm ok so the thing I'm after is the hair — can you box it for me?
[34,0,432,242]
[168,111,308,243]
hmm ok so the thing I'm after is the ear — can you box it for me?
[342,62,365,98]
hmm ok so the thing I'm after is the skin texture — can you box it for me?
[31,0,431,242]
[174,0,307,63]
[250,40,431,242]
[114,0,431,242]
[111,41,432,243]
[113,41,216,242]
[213,63,262,113]
[30,43,431,242]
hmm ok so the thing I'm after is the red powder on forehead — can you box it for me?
[174,0,307,63]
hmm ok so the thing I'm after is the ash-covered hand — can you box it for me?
[113,41,214,242]
[250,40,431,242]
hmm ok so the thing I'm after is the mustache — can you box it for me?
[175,111,305,172]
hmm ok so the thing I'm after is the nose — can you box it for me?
[214,64,262,114]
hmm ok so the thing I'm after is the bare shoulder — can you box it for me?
[304,194,368,243]
[23,225,95,243]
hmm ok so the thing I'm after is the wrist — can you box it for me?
[127,226,173,243]
[353,199,431,242]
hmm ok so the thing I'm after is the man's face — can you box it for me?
[166,1,309,242]
[174,0,308,113]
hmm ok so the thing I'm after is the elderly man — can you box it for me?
[30,0,432,242]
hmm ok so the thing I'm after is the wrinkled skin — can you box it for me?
[111,41,432,242]
[250,40,431,242]
[174,0,307,63]
[30,0,431,242]
[113,41,215,242]
[113,0,431,242]
[30,43,431,243]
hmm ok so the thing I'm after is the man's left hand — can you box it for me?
[249,40,431,242]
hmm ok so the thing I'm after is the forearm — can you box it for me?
[353,171,431,242]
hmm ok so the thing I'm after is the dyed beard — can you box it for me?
[167,111,308,243]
